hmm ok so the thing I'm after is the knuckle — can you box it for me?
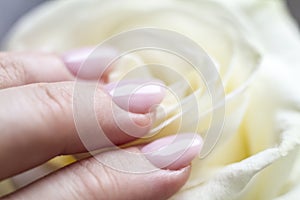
[32,83,72,117]
[73,159,120,200]
[0,53,26,88]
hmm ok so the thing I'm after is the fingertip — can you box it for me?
[62,46,118,80]
[150,166,191,199]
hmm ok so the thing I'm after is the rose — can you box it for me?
[2,0,300,199]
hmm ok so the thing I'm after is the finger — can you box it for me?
[0,52,73,89]
[11,133,203,190]
[4,135,202,200]
[0,47,117,89]
[0,80,165,180]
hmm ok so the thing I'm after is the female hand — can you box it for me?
[0,50,202,200]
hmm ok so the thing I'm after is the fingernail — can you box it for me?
[62,46,118,80]
[104,79,166,114]
[141,133,203,170]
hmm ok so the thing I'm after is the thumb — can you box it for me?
[5,134,202,200]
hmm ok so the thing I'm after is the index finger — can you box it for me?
[0,52,73,89]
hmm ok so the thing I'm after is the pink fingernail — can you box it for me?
[104,79,166,114]
[62,47,118,80]
[141,133,203,170]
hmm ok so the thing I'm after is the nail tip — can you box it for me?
[142,133,203,170]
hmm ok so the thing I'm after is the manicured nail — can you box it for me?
[62,47,118,80]
[141,133,203,170]
[104,79,166,114]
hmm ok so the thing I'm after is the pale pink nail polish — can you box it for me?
[104,79,166,114]
[62,47,118,80]
[141,133,203,170]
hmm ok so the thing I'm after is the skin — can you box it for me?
[0,52,191,200]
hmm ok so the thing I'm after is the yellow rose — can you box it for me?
[2,0,300,199]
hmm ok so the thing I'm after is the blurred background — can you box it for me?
[0,0,300,47]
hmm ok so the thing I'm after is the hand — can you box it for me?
[0,49,202,200]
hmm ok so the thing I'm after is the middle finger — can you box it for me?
[0,81,164,180]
